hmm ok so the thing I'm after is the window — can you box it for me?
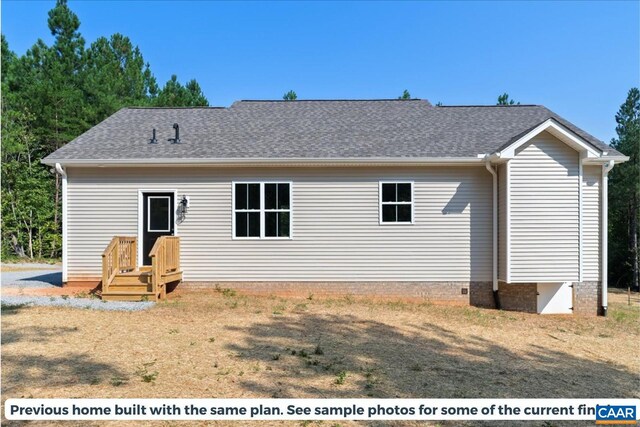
[234,183,261,237]
[379,181,413,224]
[233,182,291,238]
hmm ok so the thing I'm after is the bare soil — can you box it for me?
[2,287,638,427]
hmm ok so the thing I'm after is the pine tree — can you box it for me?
[84,33,158,121]
[609,88,640,290]
[398,90,411,100]
[497,93,519,105]
[282,90,297,101]
[153,75,209,107]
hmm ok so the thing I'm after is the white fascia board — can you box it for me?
[42,157,485,167]
[498,119,601,159]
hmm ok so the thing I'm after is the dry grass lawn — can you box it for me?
[2,287,639,427]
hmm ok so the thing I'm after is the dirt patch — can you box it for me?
[2,288,638,427]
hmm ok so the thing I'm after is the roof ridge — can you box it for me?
[237,99,428,102]
[437,104,541,108]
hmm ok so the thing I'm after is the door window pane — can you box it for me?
[148,197,170,231]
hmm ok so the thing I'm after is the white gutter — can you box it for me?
[42,156,486,167]
[484,155,499,297]
[55,163,68,283]
[601,160,615,316]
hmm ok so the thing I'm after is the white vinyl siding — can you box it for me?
[582,165,601,281]
[497,162,508,281]
[509,131,580,282]
[66,166,492,282]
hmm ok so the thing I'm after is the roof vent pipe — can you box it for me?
[150,128,157,144]
[171,123,181,144]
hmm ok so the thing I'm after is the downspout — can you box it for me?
[55,163,68,284]
[601,160,614,316]
[484,155,500,309]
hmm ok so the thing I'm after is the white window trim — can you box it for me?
[147,196,172,232]
[379,180,415,225]
[232,181,293,240]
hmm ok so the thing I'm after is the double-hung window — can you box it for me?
[233,182,291,239]
[379,181,414,224]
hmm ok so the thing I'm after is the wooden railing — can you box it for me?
[101,236,137,293]
[150,236,181,299]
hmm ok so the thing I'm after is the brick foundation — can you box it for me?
[573,281,602,316]
[497,282,537,313]
[182,281,496,307]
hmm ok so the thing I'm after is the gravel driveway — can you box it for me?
[1,263,153,311]
[1,264,62,288]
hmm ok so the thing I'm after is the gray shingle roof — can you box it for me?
[43,99,622,163]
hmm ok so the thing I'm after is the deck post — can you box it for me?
[101,254,109,294]
[131,238,137,270]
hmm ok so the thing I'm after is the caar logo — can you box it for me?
[595,405,636,425]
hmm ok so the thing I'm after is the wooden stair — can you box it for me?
[102,269,183,301]
[101,236,182,302]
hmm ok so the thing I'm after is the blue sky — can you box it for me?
[2,1,639,142]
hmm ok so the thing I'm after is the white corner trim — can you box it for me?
[499,119,601,159]
[505,160,511,283]
[578,152,584,282]
[55,163,68,283]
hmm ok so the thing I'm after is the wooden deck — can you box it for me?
[101,236,182,301]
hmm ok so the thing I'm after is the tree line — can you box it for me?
[1,0,208,259]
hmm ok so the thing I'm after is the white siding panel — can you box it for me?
[582,166,601,281]
[67,166,492,282]
[509,131,580,282]
[498,162,508,281]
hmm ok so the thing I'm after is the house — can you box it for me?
[42,99,628,315]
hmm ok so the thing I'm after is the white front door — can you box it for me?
[537,282,573,314]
